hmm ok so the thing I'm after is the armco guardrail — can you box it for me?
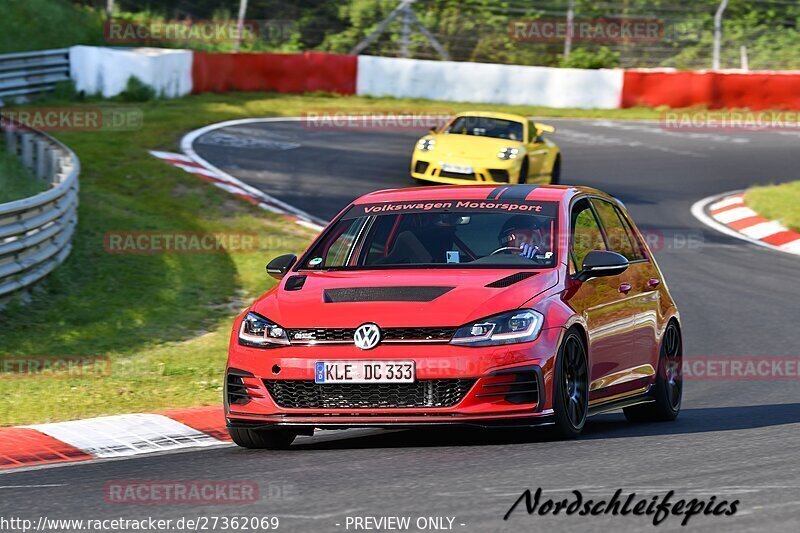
[0,49,71,101]
[0,124,79,305]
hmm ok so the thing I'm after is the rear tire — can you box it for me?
[624,322,682,422]
[552,330,589,439]
[229,427,297,449]
[550,156,561,185]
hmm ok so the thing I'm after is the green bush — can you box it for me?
[560,47,621,69]
[117,76,158,102]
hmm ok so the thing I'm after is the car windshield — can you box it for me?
[300,200,559,270]
[445,116,524,141]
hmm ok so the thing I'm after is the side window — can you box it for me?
[591,199,638,261]
[571,199,607,269]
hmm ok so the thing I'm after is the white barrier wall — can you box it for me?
[357,55,624,109]
[69,46,193,98]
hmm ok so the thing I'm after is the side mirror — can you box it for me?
[576,250,629,282]
[266,254,297,280]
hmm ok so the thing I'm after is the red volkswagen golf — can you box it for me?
[225,185,682,448]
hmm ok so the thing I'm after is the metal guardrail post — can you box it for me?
[20,133,33,170]
[35,138,48,180]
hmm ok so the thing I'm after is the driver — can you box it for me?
[498,215,549,259]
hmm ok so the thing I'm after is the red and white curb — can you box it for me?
[0,407,229,471]
[692,191,800,256]
[149,147,324,232]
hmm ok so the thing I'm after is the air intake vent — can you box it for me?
[226,374,250,405]
[486,272,538,288]
[284,275,307,291]
[323,286,454,303]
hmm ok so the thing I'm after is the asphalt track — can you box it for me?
[3,119,800,532]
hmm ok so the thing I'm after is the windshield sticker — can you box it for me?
[344,200,558,219]
[309,257,324,267]
[446,251,460,264]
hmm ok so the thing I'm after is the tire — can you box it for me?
[624,322,682,422]
[552,330,589,439]
[518,157,529,184]
[229,427,297,450]
[550,156,561,185]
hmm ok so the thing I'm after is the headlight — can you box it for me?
[417,138,435,152]
[451,309,543,347]
[497,147,519,160]
[238,312,290,347]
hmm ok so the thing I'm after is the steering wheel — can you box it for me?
[489,246,522,256]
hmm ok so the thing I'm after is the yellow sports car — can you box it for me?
[411,111,560,185]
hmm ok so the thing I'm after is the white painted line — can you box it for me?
[709,195,744,211]
[0,484,67,489]
[691,191,800,257]
[739,220,786,239]
[780,239,800,253]
[149,150,194,163]
[180,117,327,226]
[713,206,758,224]
[24,414,225,459]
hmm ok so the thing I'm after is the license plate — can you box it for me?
[442,163,474,174]
[314,361,415,384]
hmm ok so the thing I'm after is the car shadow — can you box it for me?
[288,403,800,451]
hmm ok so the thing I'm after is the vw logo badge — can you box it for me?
[354,323,381,350]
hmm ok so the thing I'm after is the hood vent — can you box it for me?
[323,286,454,303]
[284,275,307,291]
[486,272,538,288]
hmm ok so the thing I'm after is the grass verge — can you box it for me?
[745,181,800,233]
[0,91,733,426]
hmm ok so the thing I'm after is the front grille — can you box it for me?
[383,327,456,341]
[439,170,476,180]
[414,161,429,174]
[264,379,476,409]
[286,327,456,344]
[488,169,510,182]
[288,328,356,342]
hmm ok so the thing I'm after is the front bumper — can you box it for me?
[410,156,521,184]
[225,327,562,429]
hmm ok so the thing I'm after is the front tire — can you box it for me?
[229,427,297,449]
[552,330,589,439]
[624,322,682,422]
[518,157,529,184]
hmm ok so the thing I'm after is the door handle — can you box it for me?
[618,283,632,294]
[647,278,660,288]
